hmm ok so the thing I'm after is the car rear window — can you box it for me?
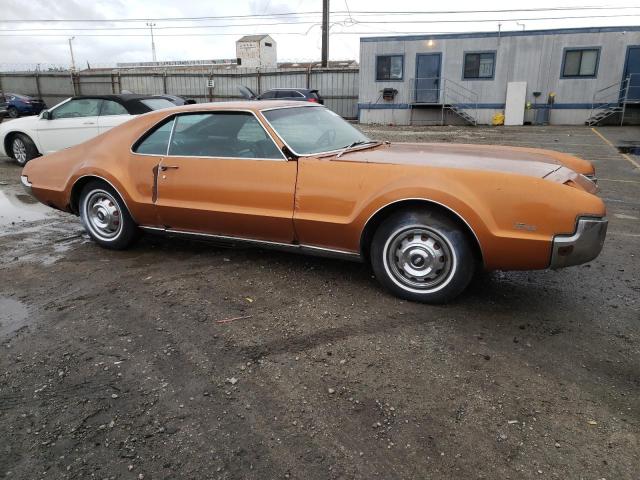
[140,98,175,111]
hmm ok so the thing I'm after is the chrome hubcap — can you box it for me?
[12,139,27,163]
[385,227,454,291]
[84,190,122,240]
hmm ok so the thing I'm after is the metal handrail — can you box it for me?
[589,77,630,126]
[442,78,478,125]
[411,77,478,125]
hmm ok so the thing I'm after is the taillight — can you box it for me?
[307,98,318,103]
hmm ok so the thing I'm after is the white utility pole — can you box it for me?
[147,22,157,62]
[68,36,76,71]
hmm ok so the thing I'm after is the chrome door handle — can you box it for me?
[83,121,96,125]
[160,165,179,171]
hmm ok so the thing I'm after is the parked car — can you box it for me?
[239,86,323,104]
[0,94,7,118]
[3,93,47,118]
[0,94,178,165]
[20,101,607,303]
[153,94,197,105]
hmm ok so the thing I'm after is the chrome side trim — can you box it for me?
[550,216,608,269]
[361,197,484,264]
[139,226,362,262]
[130,109,287,161]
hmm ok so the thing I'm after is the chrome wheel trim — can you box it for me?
[12,138,27,164]
[82,189,123,241]
[382,225,457,294]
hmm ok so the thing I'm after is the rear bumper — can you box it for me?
[550,217,608,269]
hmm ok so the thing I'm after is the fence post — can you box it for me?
[207,72,214,102]
[35,72,42,99]
[306,66,311,89]
[162,71,167,94]
[257,68,261,95]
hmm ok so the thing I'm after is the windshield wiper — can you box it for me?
[336,140,378,158]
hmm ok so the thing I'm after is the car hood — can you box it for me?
[0,115,40,132]
[335,142,595,178]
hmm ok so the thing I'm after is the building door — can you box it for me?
[624,46,640,101]
[415,54,441,103]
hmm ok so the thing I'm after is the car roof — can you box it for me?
[172,100,324,112]
[145,100,322,115]
[68,94,177,114]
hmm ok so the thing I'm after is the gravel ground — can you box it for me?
[0,125,639,479]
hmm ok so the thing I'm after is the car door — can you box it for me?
[98,99,132,133]
[36,98,102,154]
[154,111,297,243]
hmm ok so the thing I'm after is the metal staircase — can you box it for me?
[442,79,478,126]
[411,77,478,126]
[587,77,630,126]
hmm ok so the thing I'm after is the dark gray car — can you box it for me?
[239,86,323,104]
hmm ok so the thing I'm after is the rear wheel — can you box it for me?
[370,209,475,303]
[11,133,39,166]
[79,181,139,250]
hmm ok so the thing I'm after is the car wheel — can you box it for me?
[79,181,139,250]
[11,133,39,166]
[370,209,476,303]
[7,107,18,118]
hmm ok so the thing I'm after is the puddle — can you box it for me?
[0,296,30,339]
[0,189,53,227]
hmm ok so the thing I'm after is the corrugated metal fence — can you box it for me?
[0,67,360,119]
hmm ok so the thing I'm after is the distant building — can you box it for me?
[358,26,640,126]
[115,59,238,69]
[277,60,358,69]
[236,35,277,68]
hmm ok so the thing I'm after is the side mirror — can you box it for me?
[41,110,51,120]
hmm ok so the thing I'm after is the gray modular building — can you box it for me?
[357,26,640,126]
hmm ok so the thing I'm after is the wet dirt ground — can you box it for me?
[0,125,638,479]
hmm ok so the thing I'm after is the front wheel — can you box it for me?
[79,181,139,250]
[370,209,476,303]
[7,107,18,119]
[11,134,39,166]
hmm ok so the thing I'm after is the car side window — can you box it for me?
[51,99,102,119]
[260,91,276,99]
[275,90,293,98]
[101,100,128,116]
[133,118,175,155]
[168,112,283,159]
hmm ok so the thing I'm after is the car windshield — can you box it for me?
[263,106,373,155]
[140,98,175,111]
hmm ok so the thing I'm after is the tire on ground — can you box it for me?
[11,133,40,166]
[370,209,476,303]
[79,180,140,250]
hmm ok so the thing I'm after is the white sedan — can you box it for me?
[0,94,178,165]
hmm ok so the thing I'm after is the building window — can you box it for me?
[265,42,272,47]
[562,48,599,78]
[376,55,403,81]
[463,52,495,79]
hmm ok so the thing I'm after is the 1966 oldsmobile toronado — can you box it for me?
[19,101,607,303]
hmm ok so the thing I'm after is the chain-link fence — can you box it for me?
[0,67,359,119]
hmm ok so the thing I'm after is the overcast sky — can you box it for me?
[1,0,639,69]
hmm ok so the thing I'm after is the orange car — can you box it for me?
[21,101,607,303]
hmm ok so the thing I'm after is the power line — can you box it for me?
[1,5,640,23]
[1,13,639,36]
